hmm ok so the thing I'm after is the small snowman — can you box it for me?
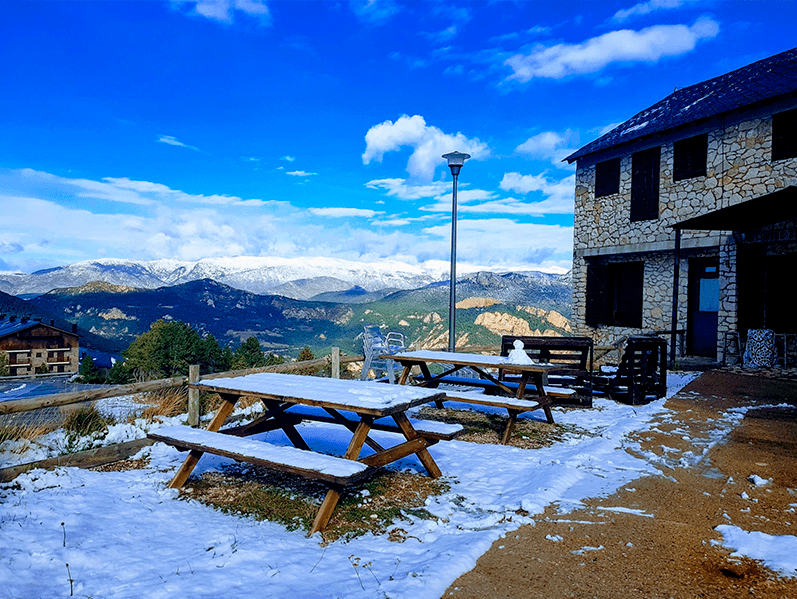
[507,339,533,364]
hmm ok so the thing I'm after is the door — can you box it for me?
[687,258,720,358]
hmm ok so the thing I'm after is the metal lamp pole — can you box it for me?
[442,151,470,352]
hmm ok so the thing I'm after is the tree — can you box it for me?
[199,334,227,374]
[79,354,102,383]
[122,320,203,380]
[232,336,265,370]
[106,359,133,384]
[298,347,314,362]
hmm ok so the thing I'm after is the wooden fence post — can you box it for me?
[331,347,340,378]
[188,364,200,426]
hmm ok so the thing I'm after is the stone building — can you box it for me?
[0,316,80,376]
[564,48,797,364]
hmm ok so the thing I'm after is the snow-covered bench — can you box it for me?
[437,389,573,445]
[250,405,463,442]
[149,426,371,487]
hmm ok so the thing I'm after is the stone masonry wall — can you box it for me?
[573,108,797,360]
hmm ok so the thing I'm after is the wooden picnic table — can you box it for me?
[148,373,454,535]
[387,350,563,443]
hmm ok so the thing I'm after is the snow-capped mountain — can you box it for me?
[0,256,453,298]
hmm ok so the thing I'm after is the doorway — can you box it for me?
[687,257,719,358]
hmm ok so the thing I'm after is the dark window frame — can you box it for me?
[594,157,621,197]
[673,133,708,181]
[631,147,660,222]
[772,107,797,161]
[585,261,644,328]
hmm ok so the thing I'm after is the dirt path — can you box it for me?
[446,370,797,598]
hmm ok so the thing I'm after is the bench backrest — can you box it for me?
[500,336,593,370]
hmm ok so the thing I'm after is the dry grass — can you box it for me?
[416,406,582,449]
[181,466,448,542]
[91,457,151,472]
[138,387,190,420]
[0,417,57,446]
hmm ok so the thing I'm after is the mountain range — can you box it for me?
[0,256,450,299]
[3,257,573,358]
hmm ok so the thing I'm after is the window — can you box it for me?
[631,147,660,221]
[585,262,644,327]
[595,157,621,197]
[673,133,707,181]
[772,107,797,161]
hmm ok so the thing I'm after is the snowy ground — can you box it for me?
[2,373,796,598]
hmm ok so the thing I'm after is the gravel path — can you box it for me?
[446,370,797,598]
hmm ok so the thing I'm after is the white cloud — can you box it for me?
[499,172,575,205]
[157,135,200,151]
[611,0,698,23]
[365,178,449,200]
[308,207,378,218]
[285,170,317,177]
[349,0,401,24]
[281,155,296,162]
[0,168,574,274]
[173,0,271,25]
[505,17,719,81]
[421,218,573,269]
[515,130,580,165]
[362,115,490,181]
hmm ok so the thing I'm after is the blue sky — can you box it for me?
[1,0,795,276]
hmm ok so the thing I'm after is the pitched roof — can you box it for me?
[0,317,76,340]
[0,318,38,338]
[565,47,797,163]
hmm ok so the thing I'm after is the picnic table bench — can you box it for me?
[148,373,455,535]
[388,350,564,444]
[499,336,594,407]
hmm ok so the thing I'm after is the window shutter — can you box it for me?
[595,157,621,197]
[631,147,660,221]
[673,134,707,181]
[586,264,611,325]
[772,107,797,161]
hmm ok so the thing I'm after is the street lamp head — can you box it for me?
[442,151,471,176]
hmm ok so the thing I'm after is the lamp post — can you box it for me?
[442,151,470,352]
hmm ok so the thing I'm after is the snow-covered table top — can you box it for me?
[389,350,557,371]
[196,372,445,416]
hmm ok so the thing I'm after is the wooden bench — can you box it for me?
[235,404,464,443]
[439,389,565,445]
[500,336,594,407]
[148,426,371,486]
[597,336,667,405]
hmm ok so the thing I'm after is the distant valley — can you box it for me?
[2,257,573,359]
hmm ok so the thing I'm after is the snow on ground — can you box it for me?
[1,372,794,598]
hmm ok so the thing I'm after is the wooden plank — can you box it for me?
[309,416,375,535]
[0,438,155,483]
[358,437,430,468]
[166,392,240,488]
[391,412,441,478]
[148,430,369,486]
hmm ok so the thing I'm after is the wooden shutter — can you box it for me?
[595,157,621,197]
[631,147,660,221]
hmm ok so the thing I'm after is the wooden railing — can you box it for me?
[0,350,364,416]
[0,343,502,481]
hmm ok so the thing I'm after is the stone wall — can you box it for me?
[572,105,797,359]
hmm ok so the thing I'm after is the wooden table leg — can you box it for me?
[309,417,374,536]
[168,392,240,489]
[501,409,520,445]
[391,412,442,478]
[519,372,555,425]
